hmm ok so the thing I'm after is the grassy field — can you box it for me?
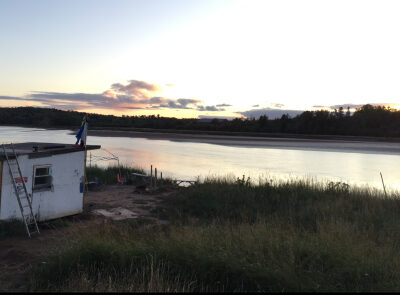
[28,174,400,292]
[86,165,145,185]
[0,219,27,240]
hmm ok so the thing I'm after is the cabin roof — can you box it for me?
[0,142,101,160]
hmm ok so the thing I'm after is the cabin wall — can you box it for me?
[0,151,85,221]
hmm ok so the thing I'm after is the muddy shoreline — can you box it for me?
[86,129,400,154]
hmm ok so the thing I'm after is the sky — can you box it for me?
[1,0,400,119]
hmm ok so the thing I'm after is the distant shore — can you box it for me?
[86,128,400,154]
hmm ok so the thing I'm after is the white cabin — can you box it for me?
[0,142,100,222]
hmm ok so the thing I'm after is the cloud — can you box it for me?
[159,101,191,109]
[111,80,159,97]
[238,108,303,119]
[177,98,201,106]
[312,105,328,108]
[271,103,284,108]
[122,106,145,110]
[216,103,232,107]
[0,79,205,112]
[197,105,226,112]
[0,95,30,101]
[149,97,164,104]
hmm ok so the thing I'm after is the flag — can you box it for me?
[75,115,88,146]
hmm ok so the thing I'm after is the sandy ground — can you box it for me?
[0,184,177,292]
[88,129,400,154]
[85,184,172,224]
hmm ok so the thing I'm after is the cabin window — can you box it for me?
[33,165,52,190]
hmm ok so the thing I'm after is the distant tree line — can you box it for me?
[0,104,399,137]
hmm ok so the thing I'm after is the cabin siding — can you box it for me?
[0,151,85,221]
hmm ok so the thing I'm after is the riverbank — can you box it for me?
[88,126,400,143]
[2,124,400,154]
[4,123,400,143]
[1,170,400,292]
[86,128,400,154]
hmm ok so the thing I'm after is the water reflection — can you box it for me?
[1,126,399,192]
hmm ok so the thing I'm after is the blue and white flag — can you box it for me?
[75,115,88,146]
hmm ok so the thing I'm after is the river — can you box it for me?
[1,125,399,192]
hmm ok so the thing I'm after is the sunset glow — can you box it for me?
[1,0,400,118]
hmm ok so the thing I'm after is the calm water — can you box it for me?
[1,126,400,192]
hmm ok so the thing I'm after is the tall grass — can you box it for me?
[165,177,400,230]
[86,164,145,185]
[29,177,400,292]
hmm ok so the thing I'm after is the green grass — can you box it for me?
[86,164,174,187]
[86,164,145,185]
[28,176,400,292]
[0,219,27,239]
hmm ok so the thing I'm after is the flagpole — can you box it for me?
[82,115,88,198]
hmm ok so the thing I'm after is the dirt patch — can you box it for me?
[84,184,176,223]
[93,207,138,220]
[0,184,180,292]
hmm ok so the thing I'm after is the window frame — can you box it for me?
[33,164,53,191]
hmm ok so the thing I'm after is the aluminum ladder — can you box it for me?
[1,144,40,238]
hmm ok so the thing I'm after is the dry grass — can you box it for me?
[29,177,400,292]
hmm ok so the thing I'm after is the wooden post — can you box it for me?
[82,116,88,197]
[380,172,388,198]
[155,168,157,189]
[160,172,163,187]
[150,165,153,189]
[0,160,4,207]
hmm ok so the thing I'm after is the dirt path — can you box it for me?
[0,184,177,291]
[85,184,173,224]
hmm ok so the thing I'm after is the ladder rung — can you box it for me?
[2,143,40,238]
